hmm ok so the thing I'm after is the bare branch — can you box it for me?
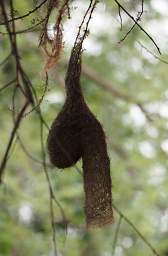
[23,72,48,117]
[112,215,123,255]
[17,134,53,168]
[119,3,144,44]
[81,64,156,122]
[82,63,135,102]
[137,40,168,65]
[0,0,48,25]
[0,101,29,183]
[113,204,161,256]
[74,0,93,47]
[0,17,46,35]
[49,192,58,256]
[137,103,155,122]
[114,0,161,54]
[0,52,12,66]
[40,117,67,254]
[0,78,16,93]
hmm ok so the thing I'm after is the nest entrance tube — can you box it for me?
[82,122,113,228]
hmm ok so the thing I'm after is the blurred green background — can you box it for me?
[1,0,168,255]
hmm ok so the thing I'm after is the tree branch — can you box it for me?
[0,78,16,93]
[113,204,161,256]
[82,63,135,102]
[114,0,161,54]
[0,0,48,25]
[0,101,29,183]
[118,0,144,44]
[137,40,168,65]
[112,215,123,255]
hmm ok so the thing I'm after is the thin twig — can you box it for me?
[0,78,16,93]
[40,115,68,254]
[137,103,155,122]
[112,215,122,256]
[1,0,34,103]
[0,18,46,35]
[113,204,161,256]
[137,40,168,65]
[0,101,29,183]
[0,0,48,25]
[114,0,161,54]
[0,52,12,66]
[74,0,93,47]
[23,72,48,117]
[49,191,58,256]
[40,118,58,256]
[118,0,144,43]
[17,134,53,168]
[82,63,135,102]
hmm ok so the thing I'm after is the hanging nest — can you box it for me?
[47,0,113,228]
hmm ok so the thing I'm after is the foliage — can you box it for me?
[0,0,168,255]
